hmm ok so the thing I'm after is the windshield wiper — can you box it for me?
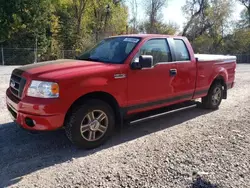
[87,57,101,61]
[77,56,115,63]
[77,56,101,61]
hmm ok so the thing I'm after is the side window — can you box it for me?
[134,39,171,65]
[174,39,190,61]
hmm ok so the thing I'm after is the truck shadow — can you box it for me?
[192,176,218,188]
[0,102,214,187]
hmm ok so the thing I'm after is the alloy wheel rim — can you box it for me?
[211,87,222,106]
[80,110,108,142]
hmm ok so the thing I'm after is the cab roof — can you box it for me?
[108,34,186,40]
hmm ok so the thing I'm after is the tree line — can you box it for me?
[0,0,128,61]
[0,0,250,62]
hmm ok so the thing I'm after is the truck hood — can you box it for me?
[17,59,115,79]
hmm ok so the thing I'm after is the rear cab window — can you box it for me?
[173,39,190,61]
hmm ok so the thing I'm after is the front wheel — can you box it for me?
[201,83,223,109]
[65,99,115,149]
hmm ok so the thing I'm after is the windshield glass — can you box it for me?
[77,37,141,64]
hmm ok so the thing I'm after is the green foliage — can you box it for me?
[0,0,129,63]
[2,0,250,64]
[181,0,250,55]
[86,0,128,42]
[0,0,53,46]
[223,29,250,54]
[56,0,78,50]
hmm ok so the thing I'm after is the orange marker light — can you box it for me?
[51,83,59,96]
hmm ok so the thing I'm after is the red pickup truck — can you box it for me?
[6,34,236,149]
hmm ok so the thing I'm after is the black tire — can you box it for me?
[65,99,115,149]
[201,82,223,109]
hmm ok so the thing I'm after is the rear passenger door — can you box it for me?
[169,38,196,97]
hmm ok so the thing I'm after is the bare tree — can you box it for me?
[182,0,233,52]
[113,0,123,4]
[238,0,250,8]
[182,0,207,37]
[238,0,250,27]
[91,1,113,42]
[129,0,138,33]
[182,0,232,40]
[145,0,167,33]
[72,0,89,36]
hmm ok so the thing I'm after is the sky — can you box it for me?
[126,0,245,31]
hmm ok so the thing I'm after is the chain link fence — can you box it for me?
[0,48,80,65]
[0,47,250,65]
[59,50,80,60]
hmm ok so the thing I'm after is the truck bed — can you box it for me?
[195,54,236,62]
[194,54,236,96]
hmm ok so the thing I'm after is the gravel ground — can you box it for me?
[0,64,250,188]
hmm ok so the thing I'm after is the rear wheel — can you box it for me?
[201,83,223,109]
[65,99,115,149]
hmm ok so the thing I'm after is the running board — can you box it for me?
[129,102,198,125]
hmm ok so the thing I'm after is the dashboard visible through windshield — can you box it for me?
[77,37,141,64]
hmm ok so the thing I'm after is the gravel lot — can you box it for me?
[0,64,250,188]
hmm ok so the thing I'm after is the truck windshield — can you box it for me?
[77,37,141,64]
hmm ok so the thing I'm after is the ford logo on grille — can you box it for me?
[10,80,15,88]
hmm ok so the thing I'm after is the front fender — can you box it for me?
[61,75,127,110]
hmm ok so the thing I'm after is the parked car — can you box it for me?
[6,34,236,149]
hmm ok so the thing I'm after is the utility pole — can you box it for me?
[1,46,4,65]
[104,4,111,34]
[34,37,38,63]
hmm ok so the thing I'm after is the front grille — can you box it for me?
[9,70,26,98]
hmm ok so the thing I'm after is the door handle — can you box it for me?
[169,69,177,76]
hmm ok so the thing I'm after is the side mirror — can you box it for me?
[131,55,154,70]
[139,55,153,68]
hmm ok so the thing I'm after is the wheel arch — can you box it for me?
[64,91,124,128]
[210,75,227,99]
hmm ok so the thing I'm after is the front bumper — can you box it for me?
[6,88,65,131]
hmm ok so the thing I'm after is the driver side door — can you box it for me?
[127,38,176,113]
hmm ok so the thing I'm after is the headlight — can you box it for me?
[27,80,59,98]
